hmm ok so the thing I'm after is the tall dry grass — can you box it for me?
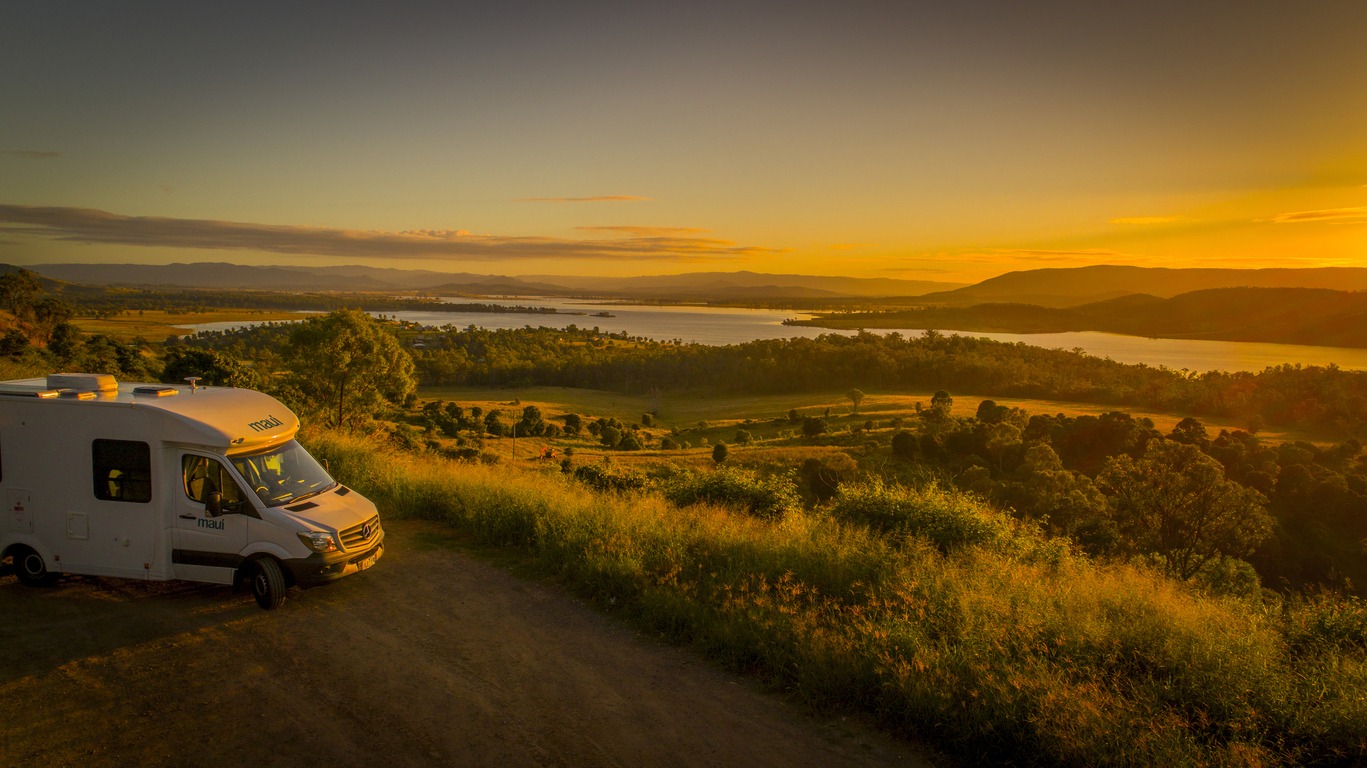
[307,428,1367,766]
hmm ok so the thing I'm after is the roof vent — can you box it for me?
[46,373,118,393]
[57,389,96,400]
[133,385,179,397]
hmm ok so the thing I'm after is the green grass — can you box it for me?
[308,427,1367,766]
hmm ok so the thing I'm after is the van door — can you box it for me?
[172,453,251,585]
[66,438,158,579]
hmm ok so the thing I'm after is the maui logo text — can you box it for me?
[248,415,284,433]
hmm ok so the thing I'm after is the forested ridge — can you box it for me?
[792,286,1367,348]
[280,324,1367,438]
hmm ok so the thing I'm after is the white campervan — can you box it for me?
[0,373,383,609]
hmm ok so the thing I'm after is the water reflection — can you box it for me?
[178,296,1367,374]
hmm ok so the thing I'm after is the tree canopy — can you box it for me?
[285,310,416,429]
[1098,440,1272,581]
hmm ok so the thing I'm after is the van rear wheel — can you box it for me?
[14,546,56,587]
[249,558,286,610]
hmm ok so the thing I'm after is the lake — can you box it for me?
[181,296,1367,374]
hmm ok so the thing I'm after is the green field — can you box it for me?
[74,309,317,342]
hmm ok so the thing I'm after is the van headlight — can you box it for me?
[298,531,338,553]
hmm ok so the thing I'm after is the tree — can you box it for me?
[846,388,865,414]
[802,416,827,438]
[891,430,918,459]
[285,310,416,429]
[47,323,81,358]
[600,425,621,448]
[562,413,582,436]
[516,405,545,436]
[1098,440,1272,581]
[0,328,29,356]
[712,442,729,463]
[1168,417,1211,450]
[30,296,74,346]
[484,410,505,437]
[0,268,42,319]
[161,347,263,389]
[929,389,954,421]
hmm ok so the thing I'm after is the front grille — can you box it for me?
[339,515,381,552]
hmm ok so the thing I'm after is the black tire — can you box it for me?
[249,557,287,610]
[14,546,56,587]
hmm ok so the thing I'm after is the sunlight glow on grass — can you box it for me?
[307,427,1367,765]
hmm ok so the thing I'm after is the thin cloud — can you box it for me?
[0,203,774,261]
[1110,216,1185,225]
[899,249,1130,269]
[1265,206,1367,224]
[986,248,1125,262]
[2,150,61,159]
[575,225,707,237]
[516,195,652,203]
[830,243,878,250]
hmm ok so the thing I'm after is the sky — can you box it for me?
[2,0,1365,284]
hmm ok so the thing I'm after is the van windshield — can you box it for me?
[230,440,336,508]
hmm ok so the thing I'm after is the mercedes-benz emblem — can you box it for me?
[361,523,372,539]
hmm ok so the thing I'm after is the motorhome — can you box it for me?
[0,373,383,609]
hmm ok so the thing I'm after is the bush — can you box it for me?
[572,462,647,493]
[1281,592,1367,656]
[661,466,800,520]
[831,478,1018,553]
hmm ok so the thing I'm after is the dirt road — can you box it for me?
[1,519,932,767]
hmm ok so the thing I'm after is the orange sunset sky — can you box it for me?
[2,1,1365,283]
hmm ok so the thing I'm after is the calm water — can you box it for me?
[181,296,1367,373]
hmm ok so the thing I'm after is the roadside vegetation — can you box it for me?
[307,428,1367,766]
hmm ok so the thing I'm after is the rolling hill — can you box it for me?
[915,265,1367,307]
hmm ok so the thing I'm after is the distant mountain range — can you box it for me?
[915,265,1367,307]
[25,262,963,300]
[14,260,1367,348]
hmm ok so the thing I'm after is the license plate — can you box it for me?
[356,553,377,571]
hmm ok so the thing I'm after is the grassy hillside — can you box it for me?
[306,427,1367,766]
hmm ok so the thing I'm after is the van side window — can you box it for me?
[182,455,245,508]
[93,439,152,503]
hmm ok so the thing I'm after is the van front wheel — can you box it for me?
[14,546,56,587]
[249,558,286,610]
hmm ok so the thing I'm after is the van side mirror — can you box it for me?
[205,491,222,517]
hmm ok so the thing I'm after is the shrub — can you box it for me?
[572,462,647,493]
[831,478,1017,553]
[661,466,800,520]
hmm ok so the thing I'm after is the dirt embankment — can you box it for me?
[0,519,933,767]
